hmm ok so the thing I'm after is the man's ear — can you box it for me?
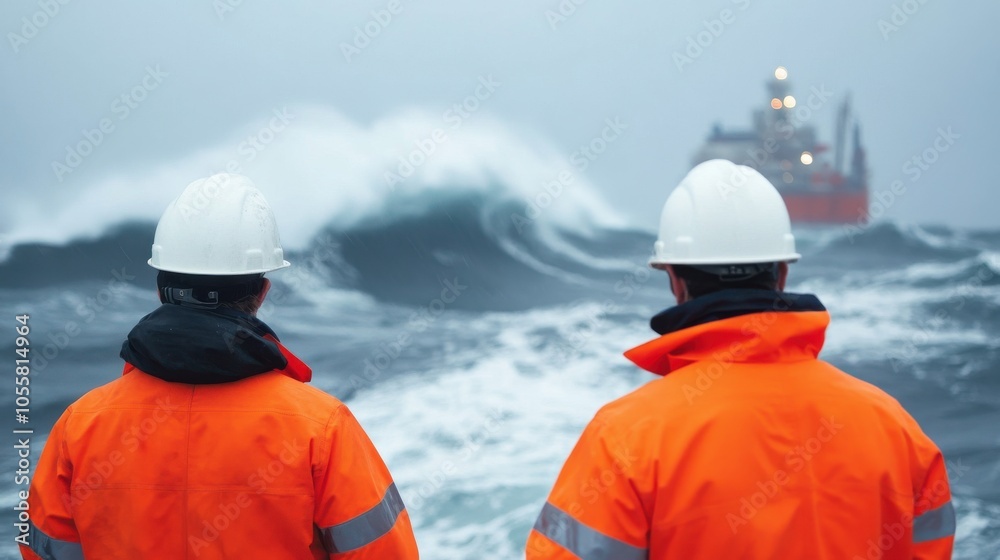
[664,265,689,304]
[257,278,272,306]
[776,262,789,291]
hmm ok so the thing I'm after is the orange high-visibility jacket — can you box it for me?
[527,299,954,559]
[22,336,418,559]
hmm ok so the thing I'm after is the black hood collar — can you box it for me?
[120,304,288,384]
[651,289,826,336]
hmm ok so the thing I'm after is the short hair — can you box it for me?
[671,263,779,298]
[156,271,265,315]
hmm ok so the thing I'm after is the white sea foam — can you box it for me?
[342,302,650,559]
[953,495,1000,559]
[1,106,625,256]
[334,292,1000,558]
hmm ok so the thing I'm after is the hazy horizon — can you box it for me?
[3,0,998,246]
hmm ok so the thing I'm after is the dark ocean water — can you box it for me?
[0,195,997,558]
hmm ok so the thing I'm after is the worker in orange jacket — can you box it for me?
[526,159,955,559]
[22,174,419,559]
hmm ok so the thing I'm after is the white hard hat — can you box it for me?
[650,159,800,266]
[148,174,291,275]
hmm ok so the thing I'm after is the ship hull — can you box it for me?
[781,191,868,224]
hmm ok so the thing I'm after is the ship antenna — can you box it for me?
[834,94,851,174]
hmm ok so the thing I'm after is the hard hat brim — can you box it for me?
[648,253,801,267]
[147,259,291,275]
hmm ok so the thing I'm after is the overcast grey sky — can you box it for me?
[3,0,998,240]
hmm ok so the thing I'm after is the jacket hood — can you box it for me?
[625,289,828,376]
[120,304,311,384]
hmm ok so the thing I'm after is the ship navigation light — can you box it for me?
[800,151,814,165]
[770,98,783,110]
[775,66,788,80]
[783,95,797,108]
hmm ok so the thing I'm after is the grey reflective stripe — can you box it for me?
[321,482,405,553]
[27,521,84,560]
[914,500,956,543]
[533,502,647,560]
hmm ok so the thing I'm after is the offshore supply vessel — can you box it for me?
[692,67,869,224]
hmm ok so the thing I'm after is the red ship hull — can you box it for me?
[781,191,868,224]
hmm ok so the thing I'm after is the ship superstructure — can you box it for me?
[692,67,869,223]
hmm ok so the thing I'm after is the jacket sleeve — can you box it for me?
[526,409,648,560]
[911,447,955,559]
[20,408,84,560]
[313,404,418,559]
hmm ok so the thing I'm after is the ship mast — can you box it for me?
[767,66,793,131]
[834,95,850,175]
[851,123,867,185]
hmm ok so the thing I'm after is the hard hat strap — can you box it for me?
[161,287,221,309]
[157,272,265,309]
[688,262,778,281]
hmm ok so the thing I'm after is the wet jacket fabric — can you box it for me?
[527,289,954,560]
[22,304,418,560]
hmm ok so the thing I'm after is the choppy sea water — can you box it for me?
[1,198,998,558]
